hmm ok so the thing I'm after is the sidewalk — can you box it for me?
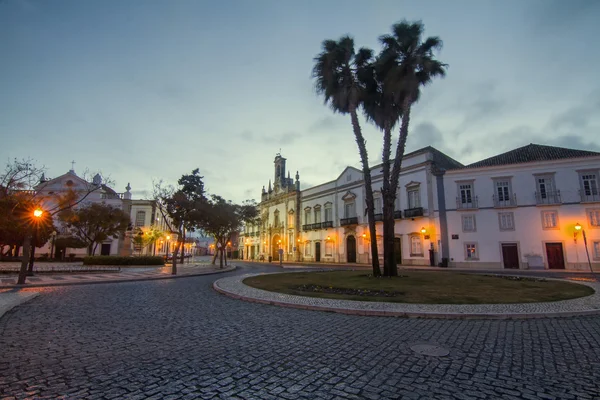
[0,290,39,320]
[0,263,236,289]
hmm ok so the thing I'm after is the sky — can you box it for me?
[1,0,599,203]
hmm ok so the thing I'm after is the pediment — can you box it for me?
[336,166,362,184]
[405,181,421,188]
[342,190,357,201]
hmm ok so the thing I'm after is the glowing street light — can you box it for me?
[33,208,43,218]
[420,227,427,234]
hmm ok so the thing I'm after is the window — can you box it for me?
[495,180,511,202]
[465,243,478,260]
[274,211,280,227]
[304,209,311,224]
[314,207,322,223]
[346,174,352,182]
[374,196,383,214]
[135,211,146,227]
[324,204,333,222]
[325,241,333,256]
[581,173,599,196]
[588,209,600,227]
[288,232,294,253]
[408,188,420,209]
[594,242,600,259]
[459,183,473,204]
[344,202,355,218]
[287,212,294,228]
[410,235,422,256]
[541,210,559,229]
[462,215,476,232]
[498,212,515,231]
[304,242,311,256]
[395,191,401,211]
[536,175,556,199]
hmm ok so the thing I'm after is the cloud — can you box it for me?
[406,122,446,151]
[529,0,600,31]
[240,130,300,146]
[308,116,339,133]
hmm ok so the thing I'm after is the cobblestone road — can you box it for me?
[1,263,600,399]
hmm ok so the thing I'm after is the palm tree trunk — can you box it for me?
[381,121,393,276]
[172,241,178,275]
[350,106,381,276]
[388,98,413,277]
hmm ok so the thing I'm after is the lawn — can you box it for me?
[243,271,594,304]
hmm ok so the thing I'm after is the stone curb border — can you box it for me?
[213,273,600,320]
[1,266,237,289]
[0,292,40,321]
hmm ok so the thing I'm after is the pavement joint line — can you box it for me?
[0,265,236,289]
[213,272,600,320]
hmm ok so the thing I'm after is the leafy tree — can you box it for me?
[59,203,130,255]
[155,169,206,274]
[200,196,259,268]
[374,20,447,276]
[312,37,381,277]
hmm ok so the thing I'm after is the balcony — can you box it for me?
[580,191,600,203]
[340,217,359,226]
[535,190,561,205]
[302,224,311,231]
[456,196,478,210]
[493,194,517,208]
[403,207,424,218]
[394,210,402,219]
[310,222,323,230]
[374,213,384,221]
[322,221,333,228]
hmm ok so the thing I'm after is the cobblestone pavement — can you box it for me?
[1,263,600,399]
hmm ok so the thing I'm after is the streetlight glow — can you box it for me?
[575,223,582,231]
[420,227,427,234]
[33,208,43,218]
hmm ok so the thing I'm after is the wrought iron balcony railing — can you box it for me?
[456,196,478,210]
[394,210,402,219]
[580,190,600,203]
[340,217,358,226]
[535,190,561,205]
[322,221,333,228]
[403,207,424,218]
[493,193,517,208]
[374,213,384,221]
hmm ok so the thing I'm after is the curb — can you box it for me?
[0,292,40,321]
[1,266,237,289]
[213,274,600,320]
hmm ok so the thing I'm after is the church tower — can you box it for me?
[274,153,287,188]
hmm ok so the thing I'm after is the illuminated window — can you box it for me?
[304,242,311,256]
[588,209,600,227]
[465,243,478,260]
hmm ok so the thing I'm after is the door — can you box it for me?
[501,243,519,269]
[272,235,280,261]
[545,243,565,269]
[394,238,402,265]
[101,243,111,256]
[347,235,356,263]
[315,242,321,262]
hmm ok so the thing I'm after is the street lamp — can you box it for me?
[574,223,594,277]
[420,227,427,234]
[33,208,43,218]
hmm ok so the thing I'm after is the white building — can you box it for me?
[242,144,600,271]
[33,167,169,258]
[242,148,462,267]
[443,144,600,270]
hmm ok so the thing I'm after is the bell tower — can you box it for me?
[274,152,287,188]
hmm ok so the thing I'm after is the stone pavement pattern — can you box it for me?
[1,263,599,399]
[0,263,231,288]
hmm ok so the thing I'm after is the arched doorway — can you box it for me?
[272,234,281,261]
[346,235,356,263]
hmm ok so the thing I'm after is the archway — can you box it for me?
[346,235,356,263]
[271,235,281,261]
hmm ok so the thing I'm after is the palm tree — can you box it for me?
[377,20,447,276]
[312,36,381,276]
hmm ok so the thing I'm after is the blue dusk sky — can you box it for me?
[1,0,599,202]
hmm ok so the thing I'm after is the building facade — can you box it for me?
[33,168,170,258]
[242,144,600,271]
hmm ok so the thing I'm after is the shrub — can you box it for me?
[83,256,165,266]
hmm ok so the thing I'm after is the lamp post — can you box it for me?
[575,223,595,278]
